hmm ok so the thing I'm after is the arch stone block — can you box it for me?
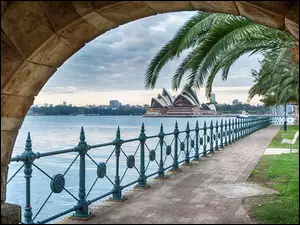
[27,35,84,68]
[235,1,291,29]
[190,1,239,15]
[1,94,34,118]
[1,130,18,166]
[143,1,194,13]
[2,62,56,97]
[57,15,114,45]
[40,1,92,32]
[95,1,156,25]
[1,1,55,58]
[1,165,8,203]
[285,1,299,39]
[1,31,25,89]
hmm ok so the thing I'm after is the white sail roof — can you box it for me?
[151,97,169,108]
[208,104,216,111]
[162,88,174,103]
[157,93,172,107]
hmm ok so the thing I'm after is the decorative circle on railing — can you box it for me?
[207,136,210,142]
[180,142,185,151]
[166,145,171,155]
[127,155,135,168]
[50,174,65,194]
[218,133,220,138]
[213,134,216,140]
[190,140,195,148]
[149,150,156,161]
[200,137,203,145]
[97,162,106,178]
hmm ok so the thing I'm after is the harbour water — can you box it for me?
[7,115,235,223]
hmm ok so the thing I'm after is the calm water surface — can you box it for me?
[7,115,235,223]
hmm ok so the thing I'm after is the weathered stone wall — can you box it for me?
[1,1,299,223]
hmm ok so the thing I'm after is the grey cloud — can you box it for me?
[41,11,262,96]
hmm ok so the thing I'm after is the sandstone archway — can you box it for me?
[1,0,299,211]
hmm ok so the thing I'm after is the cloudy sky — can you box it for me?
[35,11,263,106]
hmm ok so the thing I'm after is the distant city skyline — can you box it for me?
[35,87,262,107]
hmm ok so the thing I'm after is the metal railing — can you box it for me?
[267,115,295,124]
[8,117,271,224]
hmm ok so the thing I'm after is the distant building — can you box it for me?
[210,93,216,104]
[270,104,295,115]
[69,104,72,107]
[44,103,49,107]
[109,100,121,109]
[232,99,242,105]
[63,101,67,106]
[145,87,217,116]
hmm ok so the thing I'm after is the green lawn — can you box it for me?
[268,125,299,149]
[248,153,299,224]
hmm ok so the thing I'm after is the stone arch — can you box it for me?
[1,1,299,205]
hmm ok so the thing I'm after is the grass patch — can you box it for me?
[247,153,299,224]
[268,125,299,149]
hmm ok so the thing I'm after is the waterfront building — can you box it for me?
[145,86,217,116]
[270,104,295,115]
[210,93,216,104]
[109,100,121,109]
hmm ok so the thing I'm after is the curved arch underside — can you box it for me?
[1,1,299,203]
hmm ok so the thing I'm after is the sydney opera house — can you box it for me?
[144,87,217,117]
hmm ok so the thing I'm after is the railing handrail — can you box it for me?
[7,116,271,224]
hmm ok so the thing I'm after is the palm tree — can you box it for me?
[248,47,299,124]
[144,12,297,99]
[248,48,299,105]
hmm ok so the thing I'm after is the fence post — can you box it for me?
[228,119,232,144]
[171,121,180,171]
[111,126,125,201]
[234,118,237,141]
[256,118,258,131]
[245,118,247,135]
[244,118,247,136]
[194,121,200,160]
[203,121,207,156]
[247,118,250,135]
[73,127,92,216]
[136,123,149,188]
[210,120,214,154]
[220,119,224,148]
[215,120,219,151]
[242,118,244,137]
[231,119,235,143]
[224,120,228,146]
[184,122,191,165]
[157,124,165,179]
[23,133,34,224]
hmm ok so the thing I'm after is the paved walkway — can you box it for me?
[61,126,280,224]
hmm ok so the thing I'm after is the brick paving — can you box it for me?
[60,126,279,224]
